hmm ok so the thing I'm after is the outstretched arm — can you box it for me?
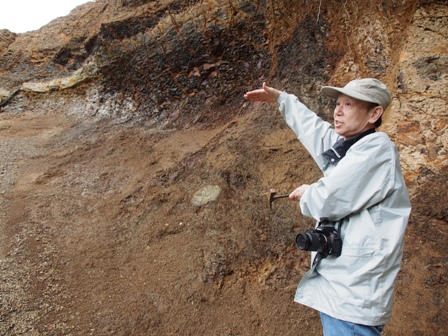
[244,82,282,103]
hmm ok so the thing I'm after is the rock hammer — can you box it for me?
[268,189,289,210]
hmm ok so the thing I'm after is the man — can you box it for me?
[244,78,411,335]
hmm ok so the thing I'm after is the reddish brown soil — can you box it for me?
[0,103,446,335]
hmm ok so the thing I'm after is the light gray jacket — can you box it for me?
[278,92,411,326]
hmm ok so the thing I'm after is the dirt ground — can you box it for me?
[0,102,446,335]
[0,106,321,336]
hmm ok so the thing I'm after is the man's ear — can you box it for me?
[369,106,384,124]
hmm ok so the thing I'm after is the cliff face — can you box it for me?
[0,0,446,335]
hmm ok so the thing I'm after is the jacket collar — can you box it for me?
[322,128,375,166]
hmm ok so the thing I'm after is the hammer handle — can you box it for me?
[273,195,289,200]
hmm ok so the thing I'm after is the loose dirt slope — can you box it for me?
[0,96,445,335]
[0,101,324,335]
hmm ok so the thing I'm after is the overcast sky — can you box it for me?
[0,0,92,33]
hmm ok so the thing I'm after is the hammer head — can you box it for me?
[269,189,289,209]
[269,189,277,210]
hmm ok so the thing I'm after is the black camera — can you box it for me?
[295,222,342,257]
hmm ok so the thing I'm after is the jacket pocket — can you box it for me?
[319,249,385,309]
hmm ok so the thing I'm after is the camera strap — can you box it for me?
[312,218,344,267]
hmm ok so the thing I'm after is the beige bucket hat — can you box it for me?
[321,78,391,110]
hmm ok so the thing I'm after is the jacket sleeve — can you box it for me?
[299,133,397,221]
[277,92,340,170]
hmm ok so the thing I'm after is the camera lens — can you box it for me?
[296,233,310,250]
[296,232,327,252]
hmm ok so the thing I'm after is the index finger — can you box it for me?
[244,88,265,101]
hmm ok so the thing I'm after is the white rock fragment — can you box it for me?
[191,185,221,206]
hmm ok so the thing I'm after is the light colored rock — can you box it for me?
[191,185,221,206]
[20,67,91,93]
[393,4,448,185]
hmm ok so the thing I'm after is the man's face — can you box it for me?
[333,94,375,139]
